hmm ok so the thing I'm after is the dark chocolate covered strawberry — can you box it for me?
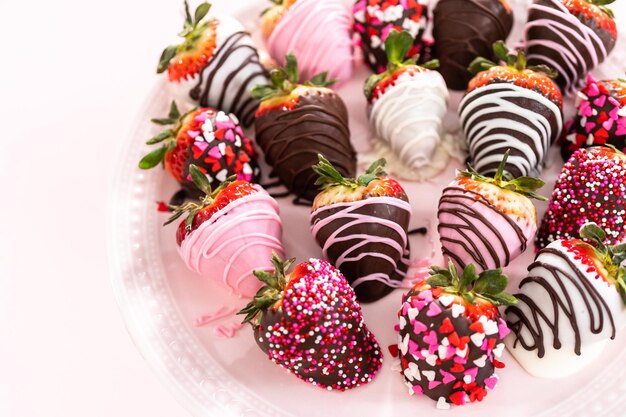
[253,54,356,203]
[432,0,514,90]
[158,1,267,126]
[353,0,429,74]
[438,151,546,272]
[165,165,283,298]
[239,253,382,390]
[460,42,563,178]
[537,146,626,249]
[310,155,412,303]
[561,75,626,160]
[506,222,626,377]
[390,262,515,407]
[139,101,260,197]
[524,0,618,95]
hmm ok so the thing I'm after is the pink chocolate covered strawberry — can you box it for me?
[166,165,283,297]
[139,102,260,198]
[561,75,626,161]
[390,262,516,407]
[536,146,626,249]
[239,254,383,390]
[310,155,412,303]
[438,151,546,272]
[506,222,626,377]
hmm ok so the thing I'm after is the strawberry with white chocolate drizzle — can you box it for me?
[438,150,547,272]
[310,155,412,303]
[506,222,626,378]
[166,165,283,298]
[390,261,516,407]
[364,30,449,180]
[239,253,382,390]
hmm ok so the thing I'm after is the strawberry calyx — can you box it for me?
[138,101,197,170]
[468,41,563,107]
[426,260,517,307]
[157,1,216,79]
[164,164,237,228]
[238,252,297,325]
[459,150,548,201]
[252,53,335,115]
[364,29,439,100]
[578,222,626,303]
[313,154,386,190]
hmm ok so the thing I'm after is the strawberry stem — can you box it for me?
[238,252,296,325]
[468,41,558,79]
[427,260,517,306]
[313,154,387,190]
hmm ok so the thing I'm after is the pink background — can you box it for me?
[1,0,625,416]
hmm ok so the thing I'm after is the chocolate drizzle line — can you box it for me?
[506,248,616,357]
[255,93,356,202]
[438,186,526,270]
[190,31,267,127]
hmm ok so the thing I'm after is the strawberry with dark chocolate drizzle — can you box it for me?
[460,42,563,178]
[253,54,356,202]
[506,222,626,377]
[138,101,260,198]
[239,253,382,390]
[391,262,516,407]
[157,1,268,126]
[310,155,412,303]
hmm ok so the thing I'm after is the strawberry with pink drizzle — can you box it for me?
[438,151,547,272]
[561,75,626,160]
[310,155,412,302]
[166,165,284,298]
[239,253,382,390]
[536,146,626,249]
[390,261,516,407]
[506,222,626,377]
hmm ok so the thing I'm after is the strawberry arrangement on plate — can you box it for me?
[134,0,626,410]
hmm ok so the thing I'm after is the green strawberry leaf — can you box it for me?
[194,2,211,25]
[421,59,440,70]
[468,57,497,75]
[427,274,452,287]
[157,45,179,74]
[485,291,518,306]
[385,29,413,65]
[146,129,174,144]
[189,164,212,195]
[493,40,510,62]
[168,101,181,120]
[580,222,607,248]
[474,269,508,295]
[139,146,167,169]
[459,264,478,290]
[285,52,299,84]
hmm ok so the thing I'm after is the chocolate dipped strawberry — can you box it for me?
[390,262,515,407]
[310,155,412,303]
[139,102,260,198]
[432,0,514,90]
[561,75,626,160]
[524,0,618,95]
[157,1,268,126]
[438,151,547,272]
[537,146,626,249]
[365,30,449,180]
[506,222,626,378]
[262,0,353,84]
[460,42,563,178]
[166,165,283,298]
[239,254,383,390]
[353,0,429,74]
[253,54,356,203]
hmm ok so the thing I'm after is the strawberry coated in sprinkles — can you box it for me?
[390,286,509,407]
[536,146,626,249]
[563,75,626,158]
[186,109,260,186]
[257,259,383,391]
